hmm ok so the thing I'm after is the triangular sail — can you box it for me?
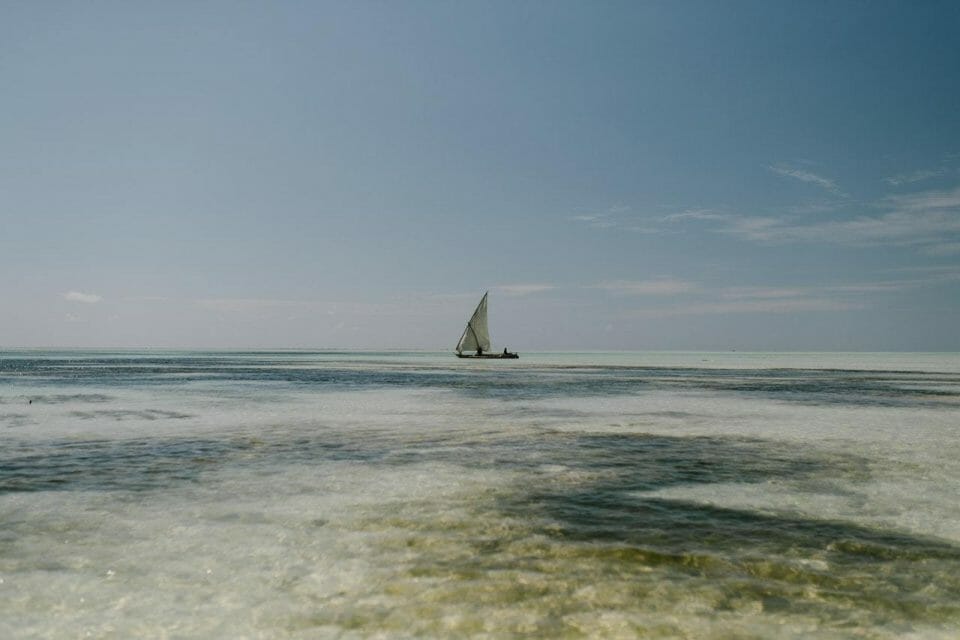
[456,292,491,353]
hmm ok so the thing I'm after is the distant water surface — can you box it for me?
[2,350,959,638]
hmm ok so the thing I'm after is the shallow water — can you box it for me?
[2,350,959,638]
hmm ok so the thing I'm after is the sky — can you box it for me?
[2,0,959,350]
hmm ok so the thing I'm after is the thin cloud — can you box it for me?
[572,205,727,234]
[884,264,960,276]
[769,164,844,195]
[925,242,960,256]
[622,225,673,234]
[195,293,485,319]
[123,296,171,302]
[495,283,556,296]
[569,213,617,229]
[589,220,618,229]
[661,208,727,222]
[63,291,102,304]
[196,298,306,312]
[724,277,947,299]
[883,168,945,186]
[719,286,808,300]
[622,272,957,318]
[884,152,960,186]
[719,216,784,242]
[629,297,862,318]
[569,204,632,230]
[887,186,960,212]
[600,183,960,252]
[597,278,700,296]
[709,185,960,249]
[783,200,846,215]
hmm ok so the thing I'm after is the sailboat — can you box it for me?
[455,292,519,359]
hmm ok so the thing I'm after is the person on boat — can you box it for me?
[503,348,508,355]
[476,347,483,356]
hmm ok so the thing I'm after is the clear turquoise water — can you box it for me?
[2,350,960,638]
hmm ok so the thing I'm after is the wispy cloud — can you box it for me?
[569,204,632,230]
[925,242,960,256]
[883,152,960,186]
[884,264,960,277]
[495,283,556,296]
[630,279,872,317]
[123,296,171,303]
[574,180,960,254]
[719,286,808,300]
[722,278,946,299]
[63,291,102,304]
[619,271,958,318]
[596,278,700,295]
[571,205,727,234]
[193,292,487,319]
[888,186,960,212]
[196,298,306,312]
[883,168,946,186]
[570,213,617,229]
[661,208,727,222]
[769,164,844,195]
[703,185,960,249]
[629,297,862,317]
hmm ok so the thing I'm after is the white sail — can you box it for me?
[456,292,491,353]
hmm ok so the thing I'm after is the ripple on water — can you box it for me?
[1,351,960,638]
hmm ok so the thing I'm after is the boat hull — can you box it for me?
[456,353,519,359]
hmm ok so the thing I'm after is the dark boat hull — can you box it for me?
[456,353,519,359]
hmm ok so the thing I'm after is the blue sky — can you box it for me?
[2,1,959,350]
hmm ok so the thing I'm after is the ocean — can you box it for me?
[2,350,959,638]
